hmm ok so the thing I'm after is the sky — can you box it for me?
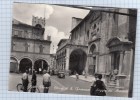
[13,3,89,54]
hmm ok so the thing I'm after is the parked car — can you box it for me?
[57,71,65,78]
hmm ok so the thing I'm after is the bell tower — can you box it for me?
[32,16,45,28]
[32,16,46,39]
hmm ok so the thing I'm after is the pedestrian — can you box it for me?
[42,70,51,93]
[76,73,79,81]
[29,68,31,75]
[90,74,98,95]
[90,74,106,96]
[22,70,29,92]
[83,70,87,78]
[31,70,37,92]
[39,67,42,74]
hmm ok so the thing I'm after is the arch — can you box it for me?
[10,57,18,73]
[35,24,42,28]
[106,37,121,47]
[69,49,87,75]
[11,55,19,62]
[88,43,97,75]
[34,58,49,74]
[34,57,49,65]
[19,56,33,64]
[89,43,97,54]
[19,58,32,73]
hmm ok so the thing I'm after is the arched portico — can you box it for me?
[19,58,32,73]
[69,49,87,75]
[34,58,48,74]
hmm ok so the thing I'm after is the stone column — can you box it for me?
[129,49,134,75]
[85,55,89,75]
[108,53,112,73]
[119,51,124,74]
[116,51,124,88]
[65,48,70,71]
[96,55,98,73]
[32,63,34,74]
[17,61,20,73]
[128,48,134,97]
[111,53,114,71]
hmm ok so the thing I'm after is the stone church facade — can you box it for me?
[10,16,52,74]
[56,8,137,90]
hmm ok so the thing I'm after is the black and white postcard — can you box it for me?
[9,2,137,97]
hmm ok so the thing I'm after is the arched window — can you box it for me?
[93,24,96,29]
[89,44,96,54]
[24,42,29,52]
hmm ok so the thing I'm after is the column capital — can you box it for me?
[120,51,125,53]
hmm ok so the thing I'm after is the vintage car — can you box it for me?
[57,71,65,78]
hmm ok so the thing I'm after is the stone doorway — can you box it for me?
[69,49,87,75]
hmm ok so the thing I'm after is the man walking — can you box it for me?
[43,70,51,93]
[31,70,37,92]
[22,70,29,92]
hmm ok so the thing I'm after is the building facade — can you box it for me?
[10,16,52,74]
[56,8,137,90]
[50,54,56,69]
[56,39,69,71]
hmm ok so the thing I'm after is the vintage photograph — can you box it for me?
[9,2,137,97]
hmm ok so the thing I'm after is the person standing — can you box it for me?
[76,73,79,81]
[90,74,106,96]
[31,70,37,92]
[90,74,98,95]
[29,68,31,75]
[22,70,29,92]
[42,70,51,93]
[39,68,42,74]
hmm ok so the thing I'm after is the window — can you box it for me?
[87,30,89,39]
[24,42,29,52]
[24,31,28,38]
[97,28,99,32]
[18,31,22,37]
[13,30,18,36]
[93,24,96,29]
[90,44,96,53]
[39,45,44,53]
[11,42,15,51]
[93,57,96,66]
[113,14,116,21]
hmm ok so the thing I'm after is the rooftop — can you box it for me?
[57,39,69,46]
